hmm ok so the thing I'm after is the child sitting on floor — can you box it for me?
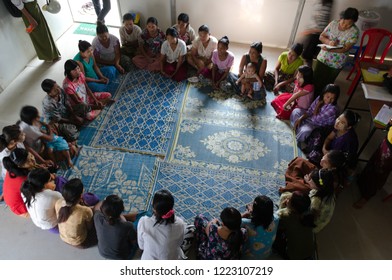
[271,65,314,120]
[19,106,75,168]
[236,62,263,99]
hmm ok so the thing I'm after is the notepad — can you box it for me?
[374,104,392,126]
[362,83,392,102]
[317,44,343,50]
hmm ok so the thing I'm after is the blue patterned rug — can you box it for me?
[58,146,159,212]
[87,70,187,156]
[169,84,299,175]
[151,161,281,224]
[78,75,124,145]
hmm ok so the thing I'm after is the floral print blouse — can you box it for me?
[317,20,359,69]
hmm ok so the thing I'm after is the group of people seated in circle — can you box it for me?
[1,6,392,260]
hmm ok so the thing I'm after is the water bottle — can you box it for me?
[253,82,261,91]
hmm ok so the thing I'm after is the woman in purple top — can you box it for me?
[202,36,234,90]
[307,110,359,166]
[291,84,340,146]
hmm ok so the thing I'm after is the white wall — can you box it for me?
[118,0,173,31]
[117,0,302,49]
[0,0,73,93]
[176,0,301,48]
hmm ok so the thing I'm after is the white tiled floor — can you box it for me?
[1,23,392,259]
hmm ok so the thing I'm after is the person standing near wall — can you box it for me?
[92,0,111,24]
[300,0,334,67]
[11,0,61,62]
[312,7,359,97]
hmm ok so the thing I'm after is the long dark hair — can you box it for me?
[314,84,340,115]
[251,195,274,230]
[20,106,39,125]
[152,189,175,226]
[21,168,51,208]
[310,169,335,201]
[218,36,230,48]
[342,110,360,128]
[41,79,56,93]
[289,191,315,228]
[326,150,353,184]
[220,207,244,257]
[2,148,30,178]
[250,41,263,54]
[96,21,109,34]
[64,59,79,80]
[101,194,125,225]
[0,124,22,151]
[57,178,84,223]
[78,40,92,52]
[297,65,313,88]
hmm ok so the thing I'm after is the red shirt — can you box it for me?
[3,172,28,215]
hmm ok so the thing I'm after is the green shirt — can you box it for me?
[278,51,303,75]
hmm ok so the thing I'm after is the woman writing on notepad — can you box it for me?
[313,7,359,97]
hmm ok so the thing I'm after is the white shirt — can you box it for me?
[92,34,120,62]
[119,25,142,45]
[19,121,43,153]
[161,39,187,63]
[0,143,25,179]
[137,215,186,260]
[11,0,34,10]
[192,36,218,58]
[22,189,62,230]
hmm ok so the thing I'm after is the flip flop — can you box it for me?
[187,76,199,83]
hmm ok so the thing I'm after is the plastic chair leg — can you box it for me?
[346,66,356,80]
[346,70,361,96]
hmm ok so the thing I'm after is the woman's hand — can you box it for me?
[304,174,311,184]
[29,18,38,29]
[99,77,109,84]
[43,159,55,167]
[95,100,104,109]
[241,203,253,218]
[115,64,125,74]
[305,173,317,189]
[273,82,283,94]
[294,118,302,130]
